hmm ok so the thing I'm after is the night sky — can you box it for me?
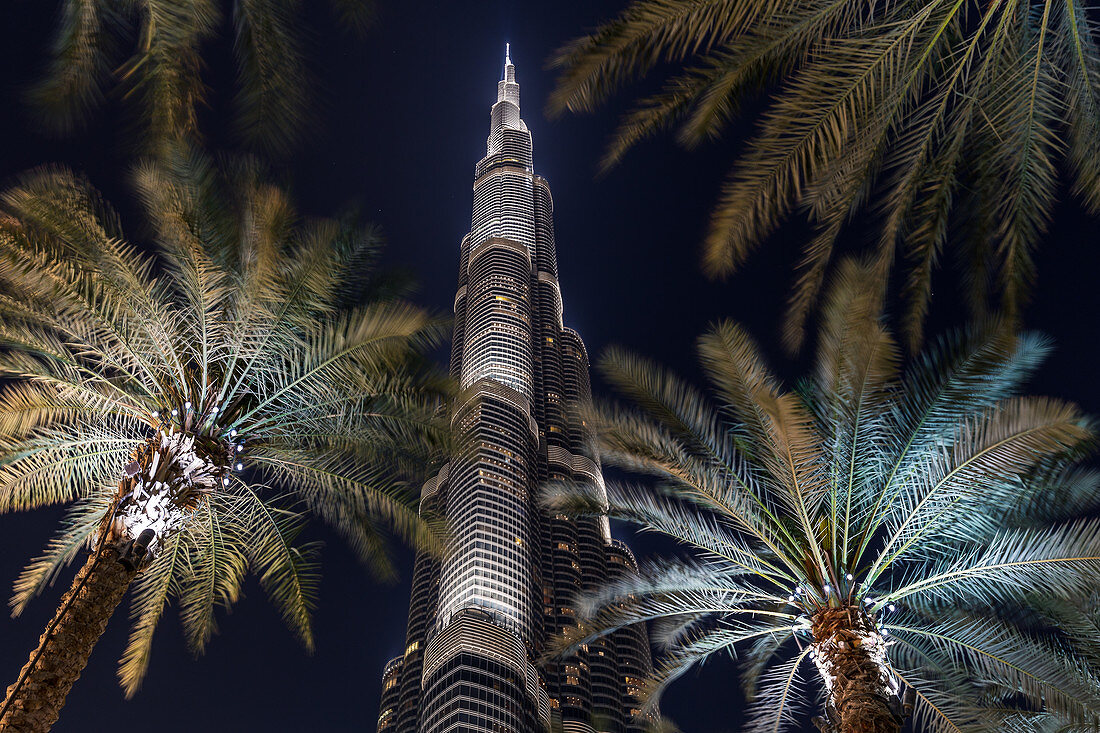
[2,2,1099,732]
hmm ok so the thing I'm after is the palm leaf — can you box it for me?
[117,534,184,698]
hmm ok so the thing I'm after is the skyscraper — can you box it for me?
[377,48,657,733]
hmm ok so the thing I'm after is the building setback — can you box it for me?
[376,48,658,733]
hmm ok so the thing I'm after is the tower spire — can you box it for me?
[497,43,519,105]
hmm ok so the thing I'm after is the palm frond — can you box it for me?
[999,466,1100,529]
[887,520,1100,606]
[701,5,952,277]
[890,666,995,733]
[648,622,799,718]
[544,480,792,583]
[889,615,1100,725]
[968,20,1065,323]
[742,647,813,733]
[27,0,116,134]
[31,0,354,154]
[0,424,142,511]
[117,534,184,698]
[234,486,320,651]
[1059,0,1100,214]
[127,0,219,148]
[872,397,1090,573]
[10,495,112,616]
[175,497,247,653]
[251,447,439,562]
[552,0,1100,342]
[549,0,767,115]
[232,0,309,155]
[874,326,1046,497]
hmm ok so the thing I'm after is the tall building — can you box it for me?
[376,48,657,733]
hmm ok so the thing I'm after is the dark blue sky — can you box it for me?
[2,2,1099,731]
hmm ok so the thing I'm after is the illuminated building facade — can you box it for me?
[376,48,658,733]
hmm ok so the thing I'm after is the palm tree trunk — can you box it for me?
[0,541,138,733]
[811,607,901,733]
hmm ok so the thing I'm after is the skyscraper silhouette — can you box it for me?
[377,48,657,733]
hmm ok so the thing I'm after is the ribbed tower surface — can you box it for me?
[376,49,658,733]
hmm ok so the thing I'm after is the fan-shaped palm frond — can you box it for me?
[0,146,447,732]
[551,0,1100,349]
[546,258,1100,733]
[30,0,376,155]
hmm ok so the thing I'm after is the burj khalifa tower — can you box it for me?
[377,48,658,733]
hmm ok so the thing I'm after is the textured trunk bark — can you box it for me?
[0,430,215,732]
[0,541,138,733]
[811,607,901,733]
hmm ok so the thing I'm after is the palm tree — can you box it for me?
[0,148,446,732]
[32,0,375,155]
[547,259,1100,732]
[549,0,1100,349]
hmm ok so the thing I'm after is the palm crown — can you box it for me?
[550,0,1100,349]
[34,0,376,154]
[0,149,445,703]
[549,259,1100,732]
